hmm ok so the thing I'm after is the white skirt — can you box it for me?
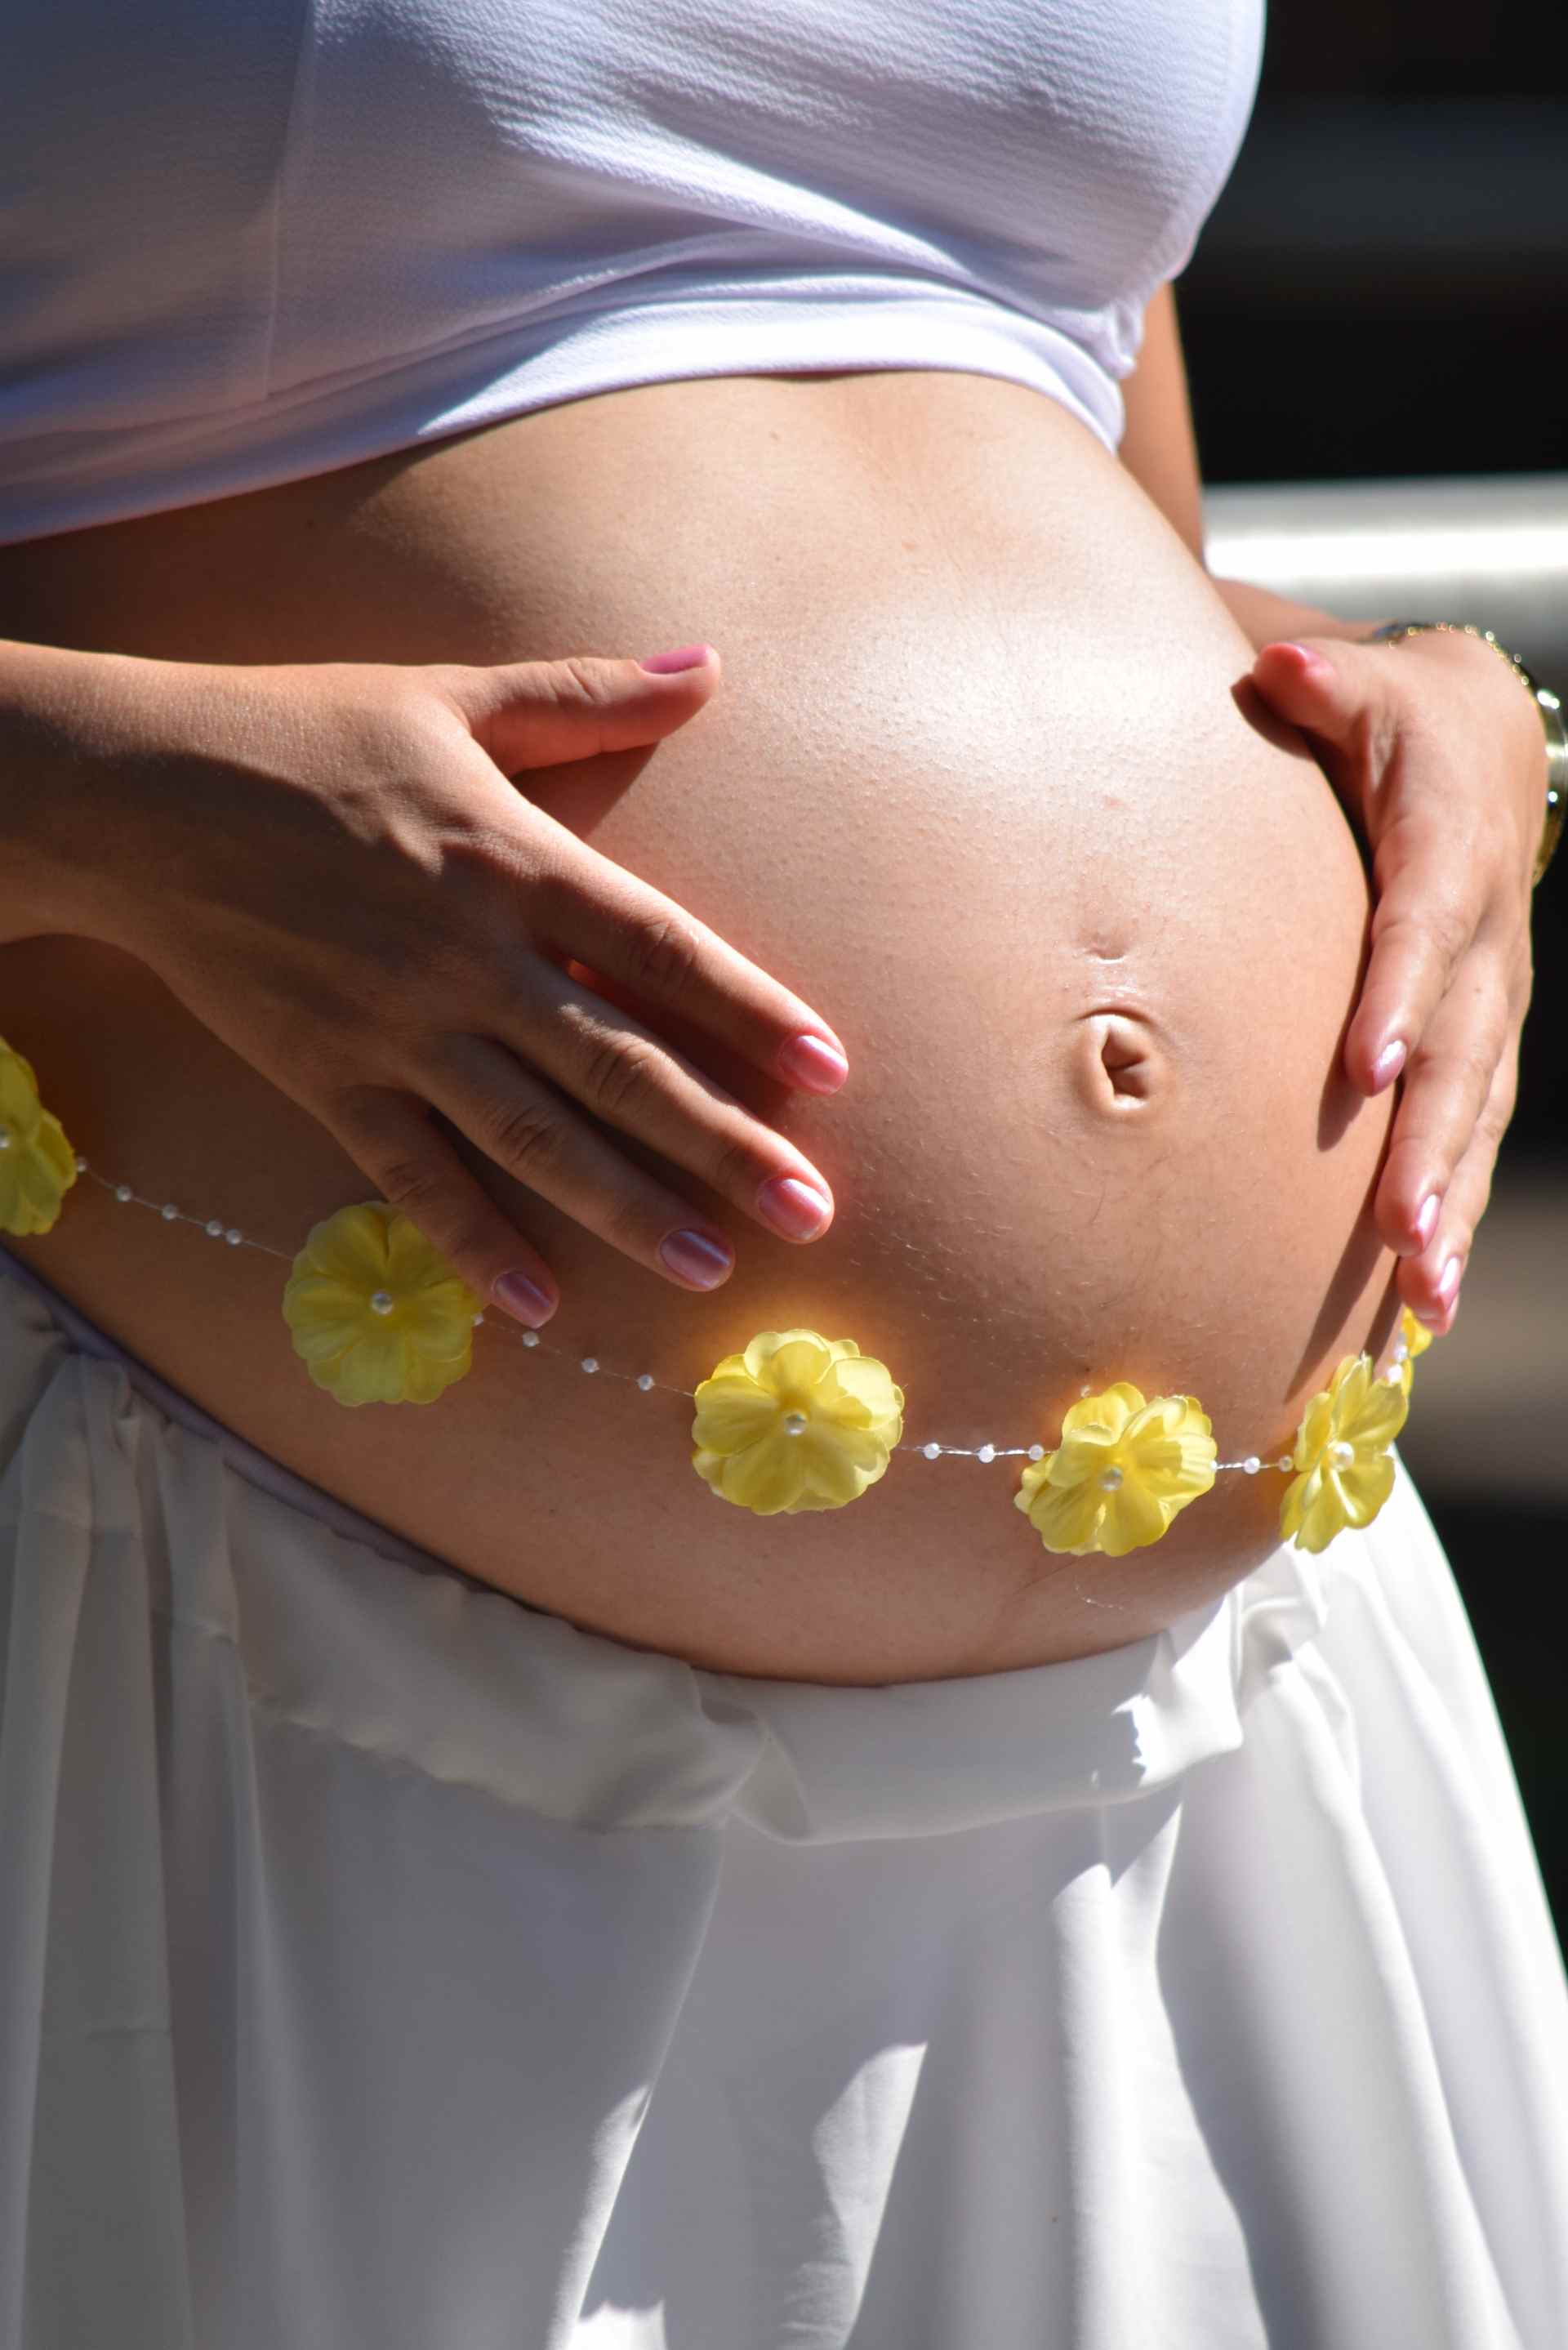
[2,1247,1566,2350]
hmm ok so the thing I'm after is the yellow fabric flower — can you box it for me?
[1279,1352,1408,1553]
[0,1033,78,1237]
[282,1201,481,1405]
[692,1328,905,1514]
[1395,1304,1435,1400]
[1014,1384,1216,1558]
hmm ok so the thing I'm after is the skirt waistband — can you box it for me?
[0,1241,1337,1840]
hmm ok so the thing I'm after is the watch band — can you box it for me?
[1365,619,1566,887]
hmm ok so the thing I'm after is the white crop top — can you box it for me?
[0,0,1263,546]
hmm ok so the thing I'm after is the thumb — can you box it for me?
[1249,636,1393,765]
[439,642,720,774]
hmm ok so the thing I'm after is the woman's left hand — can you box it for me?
[1247,626,1545,1336]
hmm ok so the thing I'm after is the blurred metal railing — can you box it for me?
[1205,471,1568,678]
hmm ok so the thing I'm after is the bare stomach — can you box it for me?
[0,370,1395,1682]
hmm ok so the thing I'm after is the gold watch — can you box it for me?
[1365,620,1566,886]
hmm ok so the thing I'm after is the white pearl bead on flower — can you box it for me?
[0,1131,11,1152]
[1098,1465,1124,1491]
[1028,1443,1045,1461]
[782,1411,808,1436]
[1328,1439,1356,1469]
[369,1290,395,1316]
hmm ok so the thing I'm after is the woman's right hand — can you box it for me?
[51,642,849,1326]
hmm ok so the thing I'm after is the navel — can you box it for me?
[1072,1008,1165,1113]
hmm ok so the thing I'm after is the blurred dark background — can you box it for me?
[1180,1,1566,1948]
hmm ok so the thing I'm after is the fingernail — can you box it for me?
[658,1228,734,1289]
[492,1269,559,1327]
[757,1174,832,1240]
[1372,1040,1407,1089]
[1272,641,1331,680]
[1414,1192,1440,1247]
[777,1032,849,1093]
[639,644,711,674]
[1413,1255,1462,1328]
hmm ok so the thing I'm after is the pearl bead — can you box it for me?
[636,1373,654,1392]
[369,1290,394,1316]
[922,1442,941,1460]
[522,1330,540,1348]
[1080,1383,1092,1397]
[471,1313,484,1327]
[1098,1465,1124,1491]
[1243,1455,1261,1476]
[782,1411,808,1436]
[1392,1340,1409,1364]
[1277,1455,1294,1474]
[1027,1443,1045,1461]
[978,1443,996,1463]
[1329,1440,1355,1469]
[74,1153,89,1172]
[205,1220,224,1237]
[225,1228,243,1246]
[0,1130,11,1151]
[114,1183,132,1202]
[161,1202,179,1221]
[1383,1365,1404,1385]
[581,1356,599,1375]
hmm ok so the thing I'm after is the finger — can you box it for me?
[321,1083,565,1327]
[1396,1041,1518,1331]
[536,841,849,1092]
[1342,815,1481,1094]
[418,1032,831,1283]
[1371,951,1512,1256]
[432,645,722,773]
[428,996,835,1242]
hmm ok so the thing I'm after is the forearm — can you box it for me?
[1207,576,1390,653]
[0,635,174,947]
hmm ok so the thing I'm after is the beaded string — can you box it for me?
[53,1148,1410,1471]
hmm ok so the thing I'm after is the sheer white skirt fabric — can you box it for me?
[2,1260,1566,2349]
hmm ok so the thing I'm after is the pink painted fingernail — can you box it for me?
[1414,1193,1440,1247]
[1272,641,1331,680]
[639,644,711,674]
[1436,1253,1463,1305]
[757,1174,832,1240]
[777,1032,849,1093]
[1372,1041,1407,1088]
[658,1228,734,1289]
[492,1269,559,1327]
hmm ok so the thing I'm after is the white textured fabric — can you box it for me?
[0,0,1263,542]
[3,1255,1567,2348]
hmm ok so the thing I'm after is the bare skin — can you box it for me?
[0,367,1398,1683]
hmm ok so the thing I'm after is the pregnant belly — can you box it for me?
[0,371,1396,1681]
